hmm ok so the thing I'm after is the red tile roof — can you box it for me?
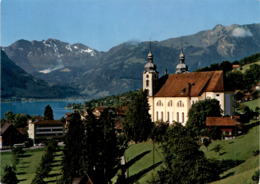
[206,117,241,127]
[154,71,224,97]
[32,120,64,125]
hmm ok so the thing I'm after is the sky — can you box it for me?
[1,0,260,51]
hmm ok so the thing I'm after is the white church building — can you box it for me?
[143,50,233,125]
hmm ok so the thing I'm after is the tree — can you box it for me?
[186,99,222,136]
[81,108,125,183]
[202,138,211,150]
[1,165,18,184]
[150,124,218,184]
[44,105,54,120]
[151,121,169,143]
[61,112,84,183]
[4,111,15,121]
[122,90,153,142]
[225,71,245,91]
[244,64,260,89]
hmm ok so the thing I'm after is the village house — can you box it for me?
[28,118,65,145]
[143,50,234,125]
[206,116,242,139]
[0,122,27,149]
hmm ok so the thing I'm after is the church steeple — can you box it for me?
[179,49,185,63]
[176,49,188,74]
[143,45,158,96]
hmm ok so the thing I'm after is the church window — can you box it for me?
[156,100,163,106]
[177,112,179,122]
[156,111,159,121]
[182,112,184,123]
[167,112,170,122]
[168,100,173,107]
[161,112,163,121]
[177,101,184,107]
[146,80,149,87]
[216,94,220,97]
[146,74,149,78]
[172,112,174,122]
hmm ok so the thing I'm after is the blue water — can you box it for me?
[1,99,86,120]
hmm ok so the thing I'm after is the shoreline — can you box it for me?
[1,97,90,103]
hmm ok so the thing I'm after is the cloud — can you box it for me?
[232,27,253,37]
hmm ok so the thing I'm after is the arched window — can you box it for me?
[161,112,163,121]
[168,100,173,107]
[177,112,179,122]
[156,100,163,106]
[177,101,184,107]
[167,112,170,122]
[146,74,149,78]
[182,112,184,123]
[156,111,159,121]
[146,80,149,87]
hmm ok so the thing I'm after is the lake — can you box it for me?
[0,99,87,120]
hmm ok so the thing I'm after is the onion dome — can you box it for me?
[144,51,157,72]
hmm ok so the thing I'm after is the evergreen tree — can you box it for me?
[61,112,84,183]
[123,89,153,142]
[186,99,222,136]
[44,105,54,120]
[151,124,218,184]
[1,165,18,184]
[81,109,123,183]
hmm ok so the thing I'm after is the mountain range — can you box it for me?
[1,51,79,99]
[2,23,260,99]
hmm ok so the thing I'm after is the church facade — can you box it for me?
[143,50,233,125]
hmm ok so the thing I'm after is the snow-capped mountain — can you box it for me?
[2,39,101,74]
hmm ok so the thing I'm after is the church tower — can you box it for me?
[143,50,158,96]
[176,49,188,74]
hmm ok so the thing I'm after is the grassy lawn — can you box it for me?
[201,125,259,161]
[125,141,164,183]
[243,98,260,111]
[125,124,259,184]
[44,150,63,183]
[211,156,259,184]
[0,148,63,184]
[201,125,259,184]
[1,148,45,184]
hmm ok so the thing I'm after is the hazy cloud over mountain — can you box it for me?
[232,27,253,37]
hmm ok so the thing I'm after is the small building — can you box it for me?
[232,64,241,71]
[28,119,65,145]
[0,122,27,149]
[206,116,242,139]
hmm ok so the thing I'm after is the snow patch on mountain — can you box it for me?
[80,48,95,56]
[65,45,72,51]
[43,40,51,47]
[39,64,64,74]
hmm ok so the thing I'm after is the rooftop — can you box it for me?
[155,70,224,97]
[206,116,241,127]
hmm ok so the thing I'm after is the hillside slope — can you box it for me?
[1,50,79,99]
